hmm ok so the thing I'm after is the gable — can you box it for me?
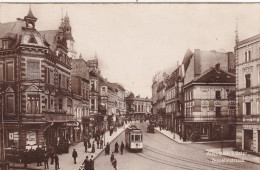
[25,85,42,92]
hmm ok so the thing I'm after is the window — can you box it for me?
[28,35,37,44]
[91,99,95,110]
[135,105,137,112]
[131,135,134,141]
[67,78,69,90]
[6,95,14,113]
[27,94,40,114]
[50,97,54,110]
[215,91,221,100]
[3,40,8,49]
[0,63,3,81]
[61,75,66,89]
[141,105,144,112]
[6,62,14,81]
[135,135,141,141]
[102,87,106,96]
[245,51,247,62]
[58,98,63,110]
[201,127,208,136]
[216,107,221,117]
[58,74,61,87]
[245,102,251,115]
[91,81,95,91]
[27,60,40,80]
[49,70,54,85]
[245,74,251,88]
[248,51,251,61]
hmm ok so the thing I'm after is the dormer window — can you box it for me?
[3,40,8,49]
[28,35,37,44]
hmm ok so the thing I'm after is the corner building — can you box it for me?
[235,34,260,154]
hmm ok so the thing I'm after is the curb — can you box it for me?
[205,149,260,165]
[155,128,191,144]
[94,124,130,161]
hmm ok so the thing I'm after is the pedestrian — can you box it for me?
[50,149,54,165]
[112,158,117,170]
[105,142,110,155]
[114,141,119,153]
[84,140,88,153]
[36,146,41,166]
[97,138,100,149]
[91,141,95,153]
[54,154,59,170]
[100,138,103,149]
[82,156,90,170]
[23,149,28,168]
[90,155,94,170]
[120,141,124,155]
[110,152,114,162]
[44,153,49,169]
[72,149,78,164]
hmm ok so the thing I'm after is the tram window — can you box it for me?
[135,135,141,141]
[131,135,134,141]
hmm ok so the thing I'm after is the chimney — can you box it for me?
[215,63,220,71]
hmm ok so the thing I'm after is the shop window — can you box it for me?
[6,62,14,81]
[6,95,14,113]
[216,107,221,117]
[131,135,134,141]
[201,127,208,136]
[27,94,40,114]
[245,102,251,115]
[245,74,251,88]
[27,60,40,80]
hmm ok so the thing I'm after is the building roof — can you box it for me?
[132,97,152,102]
[182,48,193,71]
[0,20,25,39]
[39,30,58,51]
[237,33,260,47]
[186,65,235,86]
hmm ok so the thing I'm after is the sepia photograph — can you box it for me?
[0,2,259,170]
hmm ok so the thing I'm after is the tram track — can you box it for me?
[143,145,237,170]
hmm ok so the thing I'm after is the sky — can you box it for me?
[1,3,260,98]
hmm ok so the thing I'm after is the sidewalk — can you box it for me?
[155,127,235,144]
[205,148,260,165]
[155,127,192,144]
[10,123,130,170]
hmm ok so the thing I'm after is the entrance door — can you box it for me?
[244,130,253,151]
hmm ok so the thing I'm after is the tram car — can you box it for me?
[125,125,143,152]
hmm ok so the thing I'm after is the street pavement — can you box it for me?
[95,121,259,170]
[12,123,130,170]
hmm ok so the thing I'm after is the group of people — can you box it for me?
[21,146,60,170]
[81,155,95,170]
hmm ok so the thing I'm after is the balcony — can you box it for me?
[44,110,74,122]
[242,115,260,123]
[185,115,235,122]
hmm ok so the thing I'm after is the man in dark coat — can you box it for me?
[36,146,41,166]
[112,158,117,170]
[23,150,28,168]
[90,155,94,170]
[100,138,103,149]
[44,153,49,169]
[72,149,78,164]
[91,141,95,153]
[54,154,59,170]
[84,140,88,153]
[120,141,125,155]
[50,149,54,165]
[114,142,119,153]
[82,156,90,170]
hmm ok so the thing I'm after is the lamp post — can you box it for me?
[220,126,223,153]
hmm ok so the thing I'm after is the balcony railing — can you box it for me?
[242,115,260,123]
[185,115,235,122]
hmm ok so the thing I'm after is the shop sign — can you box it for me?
[65,122,80,127]
[26,131,36,146]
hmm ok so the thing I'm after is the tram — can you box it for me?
[125,125,143,152]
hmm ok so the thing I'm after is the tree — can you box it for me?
[126,92,135,115]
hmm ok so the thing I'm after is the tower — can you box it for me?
[24,6,37,29]
[235,18,239,45]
